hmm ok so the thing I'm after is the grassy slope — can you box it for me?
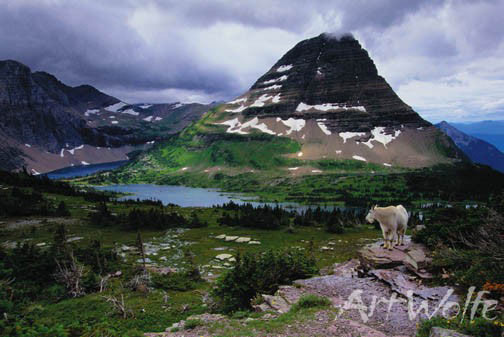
[76,106,504,206]
[0,179,380,336]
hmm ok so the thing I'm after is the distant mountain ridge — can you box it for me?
[436,121,504,173]
[0,59,215,173]
[451,120,504,152]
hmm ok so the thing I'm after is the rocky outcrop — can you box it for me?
[358,237,433,278]
[429,327,473,337]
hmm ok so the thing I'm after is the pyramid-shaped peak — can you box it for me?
[226,33,428,132]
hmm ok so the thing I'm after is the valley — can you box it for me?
[1,26,503,337]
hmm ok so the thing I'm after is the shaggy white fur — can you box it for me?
[366,205,409,250]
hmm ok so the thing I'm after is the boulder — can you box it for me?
[215,253,233,260]
[253,294,291,314]
[430,327,472,337]
[235,237,251,243]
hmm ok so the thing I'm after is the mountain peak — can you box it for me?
[226,33,427,132]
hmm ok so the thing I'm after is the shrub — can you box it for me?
[417,315,502,337]
[212,248,318,313]
[184,319,202,330]
[414,208,504,289]
[290,294,331,312]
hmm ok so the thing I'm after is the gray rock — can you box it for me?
[430,327,473,337]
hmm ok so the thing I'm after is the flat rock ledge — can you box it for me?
[358,236,433,278]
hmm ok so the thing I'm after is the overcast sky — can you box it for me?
[1,0,503,122]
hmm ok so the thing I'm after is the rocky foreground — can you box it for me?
[146,237,464,337]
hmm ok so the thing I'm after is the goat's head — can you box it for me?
[365,205,378,223]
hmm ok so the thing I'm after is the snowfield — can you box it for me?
[361,127,401,149]
[263,75,288,84]
[352,155,367,162]
[263,84,282,91]
[121,108,139,116]
[228,97,247,104]
[277,64,293,72]
[225,105,248,113]
[277,118,305,135]
[339,132,365,143]
[84,109,100,117]
[296,102,366,112]
[105,102,127,113]
[316,119,331,135]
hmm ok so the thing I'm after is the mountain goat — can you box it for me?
[365,205,409,250]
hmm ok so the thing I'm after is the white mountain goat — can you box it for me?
[365,205,409,250]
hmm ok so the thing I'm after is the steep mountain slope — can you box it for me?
[436,121,504,173]
[452,120,504,152]
[0,60,214,173]
[101,33,463,186]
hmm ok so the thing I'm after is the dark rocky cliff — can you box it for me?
[242,33,429,132]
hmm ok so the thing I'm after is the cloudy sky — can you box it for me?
[1,0,503,122]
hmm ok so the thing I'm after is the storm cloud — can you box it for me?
[1,0,503,122]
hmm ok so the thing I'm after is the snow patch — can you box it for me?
[171,103,184,109]
[81,161,90,165]
[60,149,65,158]
[335,150,342,154]
[263,84,282,91]
[228,97,247,104]
[339,132,365,143]
[143,116,154,122]
[288,167,299,171]
[84,109,100,117]
[361,127,401,149]
[105,102,127,113]
[296,102,366,112]
[277,64,293,72]
[317,121,331,135]
[276,118,305,135]
[24,144,31,148]
[383,163,392,167]
[181,167,188,171]
[263,75,288,84]
[417,127,424,130]
[311,170,322,173]
[121,108,139,116]
[140,104,153,109]
[297,152,303,157]
[67,145,84,155]
[154,117,163,121]
[31,169,40,175]
[271,93,281,103]
[109,116,116,119]
[352,155,367,162]
[301,134,305,139]
[111,121,119,124]
[225,105,247,113]
[251,121,276,135]
[250,94,272,107]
